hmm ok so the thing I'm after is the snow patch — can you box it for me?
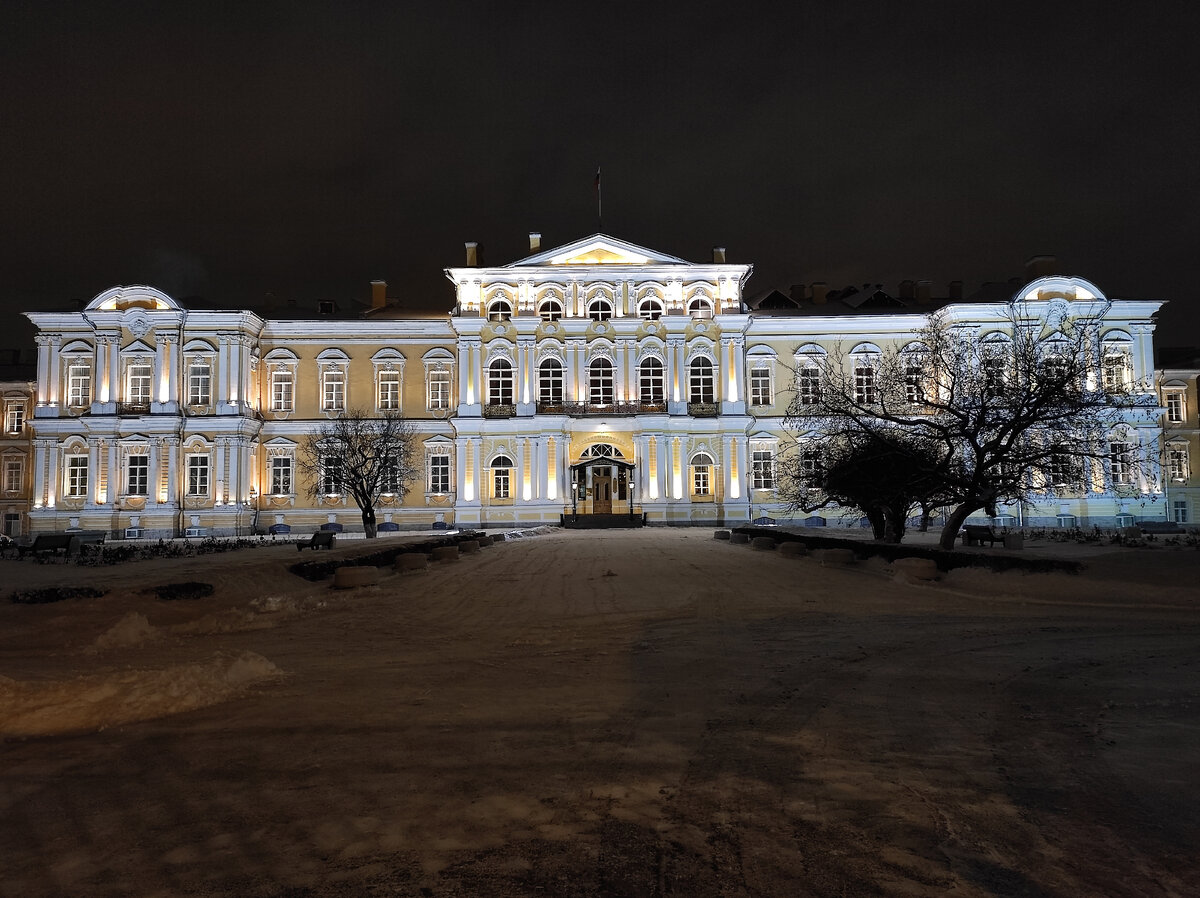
[0,651,283,737]
[88,611,161,653]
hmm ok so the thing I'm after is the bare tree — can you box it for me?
[298,409,418,538]
[784,299,1155,548]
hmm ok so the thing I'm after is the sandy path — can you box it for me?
[1,530,1198,896]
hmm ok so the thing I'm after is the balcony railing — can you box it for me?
[117,402,151,416]
[538,400,668,417]
[483,403,516,418]
[687,402,719,417]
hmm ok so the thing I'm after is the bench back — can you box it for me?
[33,534,75,550]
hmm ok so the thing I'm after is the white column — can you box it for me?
[148,441,160,506]
[94,338,108,404]
[458,341,471,408]
[106,442,119,503]
[240,338,253,405]
[214,437,226,505]
[165,438,178,506]
[88,438,102,506]
[226,439,240,503]
[35,336,50,405]
[671,436,683,499]
[32,439,49,507]
[723,435,734,500]
[163,334,178,404]
[733,336,746,404]
[735,437,748,507]
[47,337,62,406]
[107,336,120,404]
[456,438,471,501]
[216,336,230,408]
[472,439,482,501]
[46,443,60,507]
[153,337,166,402]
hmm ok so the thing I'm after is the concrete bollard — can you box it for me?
[893,557,938,580]
[477,535,494,547]
[730,532,750,545]
[431,546,459,563]
[395,554,428,572]
[714,529,731,540]
[458,539,481,554]
[816,548,855,566]
[333,566,381,589]
[778,542,808,557]
[751,536,777,551]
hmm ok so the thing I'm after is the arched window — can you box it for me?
[587,295,613,322]
[538,298,563,322]
[1101,335,1134,392]
[488,359,513,406]
[538,358,564,406]
[638,296,664,320]
[638,358,664,405]
[688,296,714,319]
[691,452,714,496]
[491,455,513,499]
[589,358,614,405]
[487,298,512,322]
[688,357,714,403]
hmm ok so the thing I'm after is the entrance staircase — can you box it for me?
[561,513,646,529]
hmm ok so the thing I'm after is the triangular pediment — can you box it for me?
[509,234,692,268]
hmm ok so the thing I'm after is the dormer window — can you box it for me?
[318,301,335,315]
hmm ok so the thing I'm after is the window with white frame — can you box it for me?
[322,367,345,412]
[853,361,877,405]
[1102,347,1132,392]
[427,367,451,410]
[1109,441,1135,486]
[427,452,451,494]
[486,297,513,321]
[4,457,23,493]
[639,358,664,404]
[491,455,513,499]
[796,366,821,406]
[1166,391,1185,424]
[538,297,563,322]
[538,359,563,405]
[377,369,400,411]
[1173,500,1189,524]
[1040,354,1069,387]
[126,364,152,406]
[903,353,927,404]
[750,367,772,406]
[67,363,92,407]
[270,456,293,494]
[321,455,344,494]
[688,296,713,319]
[64,455,87,497]
[1168,445,1189,482]
[187,360,212,406]
[586,295,613,322]
[126,454,149,496]
[271,368,294,412]
[751,447,775,490]
[186,454,210,496]
[691,453,713,496]
[638,296,664,320]
[688,357,714,403]
[4,401,24,434]
[380,455,402,494]
[1047,451,1077,490]
[589,359,614,405]
[488,360,513,405]
[981,355,1007,398]
[799,445,823,481]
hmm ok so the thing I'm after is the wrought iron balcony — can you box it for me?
[687,402,719,417]
[482,403,516,418]
[117,402,151,416]
[544,400,668,417]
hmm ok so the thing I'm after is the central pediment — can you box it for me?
[508,234,692,268]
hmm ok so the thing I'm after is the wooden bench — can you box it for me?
[19,533,78,561]
[299,530,336,551]
[962,524,1001,547]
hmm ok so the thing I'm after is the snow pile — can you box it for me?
[0,651,283,737]
[88,611,161,653]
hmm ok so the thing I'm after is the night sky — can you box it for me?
[4,2,1200,355]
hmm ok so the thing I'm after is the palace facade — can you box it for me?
[22,233,1172,538]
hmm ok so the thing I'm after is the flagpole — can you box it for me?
[595,165,602,227]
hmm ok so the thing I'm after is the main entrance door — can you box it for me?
[593,466,613,513]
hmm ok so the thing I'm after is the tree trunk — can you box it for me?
[882,504,907,544]
[866,508,885,540]
[361,505,377,539]
[918,504,932,532]
[939,503,981,550]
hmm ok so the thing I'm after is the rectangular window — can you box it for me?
[187,362,211,406]
[797,367,821,406]
[750,368,772,406]
[68,364,92,406]
[1174,500,1189,524]
[489,365,514,406]
[4,458,22,493]
[688,362,714,404]
[379,456,401,494]
[1166,392,1185,424]
[378,370,400,410]
[904,364,925,404]
[589,362,614,405]
[1168,447,1189,482]
[1103,352,1130,392]
[799,446,823,482]
[493,467,510,500]
[1047,452,1076,490]
[692,463,711,496]
[982,356,1006,398]
[186,455,210,496]
[64,456,87,497]
[127,364,152,406]
[126,455,149,496]
[638,361,664,405]
[321,455,344,494]
[1109,441,1135,485]
[428,454,450,493]
[271,369,294,412]
[751,449,775,490]
[427,369,451,410]
[539,364,564,405]
[4,402,24,434]
[322,369,345,412]
[270,457,293,495]
[854,364,876,405]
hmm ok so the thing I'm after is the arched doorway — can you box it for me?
[570,443,635,518]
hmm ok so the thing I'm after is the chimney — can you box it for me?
[529,232,541,254]
[948,280,963,301]
[811,281,828,305]
[789,284,808,304]
[712,246,727,263]
[1025,254,1057,280]
[465,241,479,267]
[916,280,932,303]
[370,280,387,310]
[899,279,916,301]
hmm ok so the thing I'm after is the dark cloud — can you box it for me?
[3,2,1199,350]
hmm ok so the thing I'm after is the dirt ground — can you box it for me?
[1,529,1198,897]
